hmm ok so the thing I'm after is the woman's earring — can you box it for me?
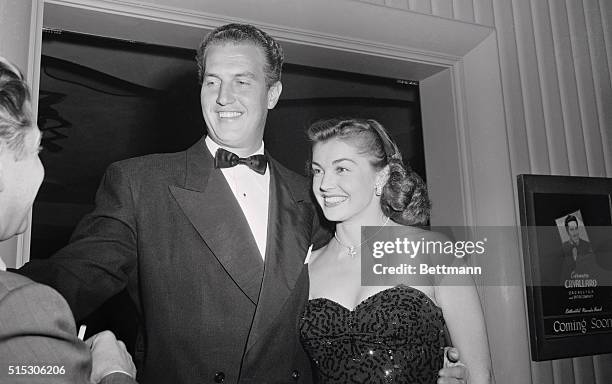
[375,184,383,196]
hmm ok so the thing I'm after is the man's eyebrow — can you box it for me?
[203,72,257,79]
[235,72,257,79]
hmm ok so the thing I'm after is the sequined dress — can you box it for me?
[299,285,447,384]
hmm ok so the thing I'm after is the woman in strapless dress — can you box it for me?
[300,118,492,384]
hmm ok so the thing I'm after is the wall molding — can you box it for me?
[44,0,493,71]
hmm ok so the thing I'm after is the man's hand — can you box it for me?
[438,347,468,384]
[85,330,136,384]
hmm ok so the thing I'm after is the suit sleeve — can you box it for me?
[0,280,91,383]
[17,163,138,321]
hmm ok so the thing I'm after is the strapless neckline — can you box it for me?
[300,283,447,383]
[308,284,439,312]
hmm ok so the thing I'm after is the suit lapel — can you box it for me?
[169,138,263,305]
[245,157,313,351]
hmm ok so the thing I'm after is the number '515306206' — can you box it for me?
[8,365,65,375]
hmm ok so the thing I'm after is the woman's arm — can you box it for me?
[435,282,493,384]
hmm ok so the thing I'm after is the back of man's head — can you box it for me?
[0,58,33,160]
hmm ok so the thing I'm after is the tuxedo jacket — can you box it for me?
[560,239,597,282]
[19,137,319,384]
[0,271,135,384]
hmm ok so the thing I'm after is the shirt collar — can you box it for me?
[205,136,265,158]
[0,257,6,271]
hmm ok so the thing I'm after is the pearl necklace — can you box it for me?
[334,217,390,258]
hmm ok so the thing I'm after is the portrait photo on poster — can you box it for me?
[554,210,597,285]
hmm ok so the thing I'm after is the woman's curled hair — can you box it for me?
[307,118,430,225]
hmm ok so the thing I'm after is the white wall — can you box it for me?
[492,0,612,383]
[356,0,495,27]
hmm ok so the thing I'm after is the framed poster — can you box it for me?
[517,174,612,361]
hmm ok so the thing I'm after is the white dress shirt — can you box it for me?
[205,137,270,260]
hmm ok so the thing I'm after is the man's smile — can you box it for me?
[218,111,243,118]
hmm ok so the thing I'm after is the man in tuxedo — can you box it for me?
[559,214,596,282]
[18,24,318,384]
[18,25,467,383]
[0,57,136,384]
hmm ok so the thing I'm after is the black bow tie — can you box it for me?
[214,148,267,175]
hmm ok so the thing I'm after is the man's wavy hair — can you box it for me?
[195,23,284,88]
[564,214,578,228]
